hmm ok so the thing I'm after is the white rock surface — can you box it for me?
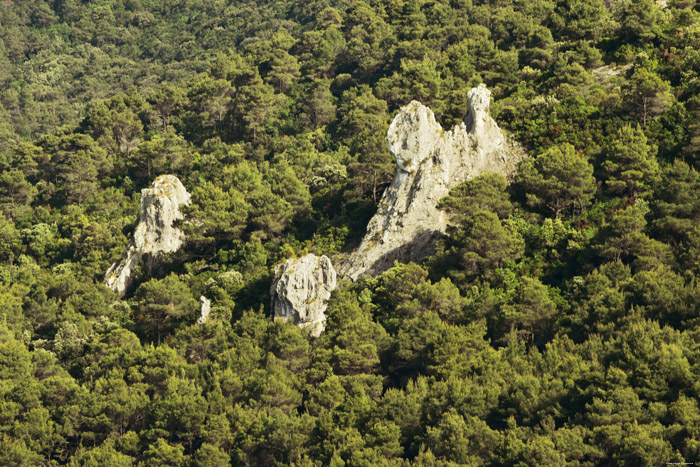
[197,296,211,325]
[105,175,191,296]
[339,84,524,280]
[270,254,337,337]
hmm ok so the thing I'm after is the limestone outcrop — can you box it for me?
[105,175,191,296]
[197,296,211,325]
[270,254,337,337]
[339,84,524,280]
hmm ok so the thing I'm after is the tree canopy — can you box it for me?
[2,0,700,464]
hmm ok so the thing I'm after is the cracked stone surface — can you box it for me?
[271,254,337,337]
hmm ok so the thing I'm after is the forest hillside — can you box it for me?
[2,0,700,465]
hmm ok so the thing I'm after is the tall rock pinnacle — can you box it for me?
[104,175,191,296]
[339,84,524,280]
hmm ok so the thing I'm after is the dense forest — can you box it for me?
[2,0,700,464]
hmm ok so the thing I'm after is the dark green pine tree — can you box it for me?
[515,143,596,219]
[601,124,660,200]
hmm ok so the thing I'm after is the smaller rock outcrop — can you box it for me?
[105,175,191,296]
[197,296,211,325]
[270,254,337,337]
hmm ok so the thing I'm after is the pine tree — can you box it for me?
[516,143,596,219]
[602,125,659,200]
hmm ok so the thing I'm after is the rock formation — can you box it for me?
[339,84,524,280]
[270,254,337,337]
[197,296,211,325]
[104,175,191,296]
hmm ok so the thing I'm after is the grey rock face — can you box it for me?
[270,254,337,337]
[197,296,211,325]
[105,175,191,296]
[339,84,524,280]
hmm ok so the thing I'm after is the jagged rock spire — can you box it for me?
[339,85,524,281]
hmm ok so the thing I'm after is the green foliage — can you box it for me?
[516,143,596,219]
[1,0,699,464]
[0,169,37,220]
[601,124,660,200]
[442,210,524,286]
[440,173,513,222]
[131,274,198,345]
[184,182,248,257]
[624,66,674,128]
[650,160,700,246]
[338,85,393,202]
[499,276,560,345]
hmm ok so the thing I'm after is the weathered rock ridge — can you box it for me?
[339,84,524,280]
[270,254,337,337]
[105,175,191,296]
